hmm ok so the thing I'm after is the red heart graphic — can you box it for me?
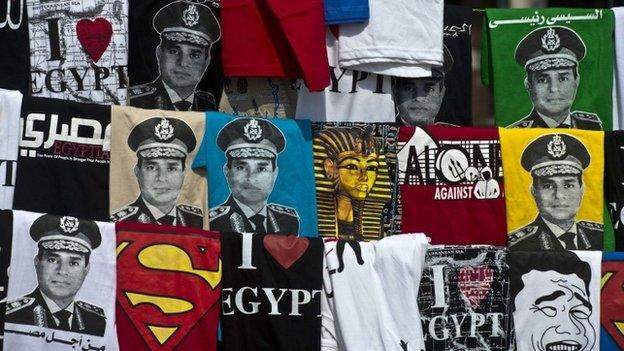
[457,265,493,309]
[263,235,309,269]
[76,18,113,63]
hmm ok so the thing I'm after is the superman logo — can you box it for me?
[601,260,624,349]
[116,230,221,350]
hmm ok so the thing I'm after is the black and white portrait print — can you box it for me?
[509,250,600,351]
[128,0,221,112]
[508,26,601,130]
[508,133,602,251]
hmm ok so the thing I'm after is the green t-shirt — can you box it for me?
[481,8,614,131]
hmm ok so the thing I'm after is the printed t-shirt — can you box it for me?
[419,246,512,350]
[0,89,22,209]
[128,0,223,112]
[321,234,429,351]
[605,131,624,251]
[0,0,29,93]
[3,210,119,350]
[219,78,298,118]
[295,30,395,123]
[27,0,129,104]
[481,8,614,129]
[313,122,399,240]
[115,221,221,351]
[220,0,329,91]
[601,252,624,350]
[0,210,13,350]
[398,126,507,245]
[324,0,369,25]
[193,112,318,236]
[500,128,604,251]
[508,250,601,351]
[13,96,111,221]
[337,0,444,78]
[220,233,323,351]
[109,105,208,229]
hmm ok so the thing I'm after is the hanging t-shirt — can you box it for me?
[0,210,13,350]
[324,0,368,25]
[337,0,444,78]
[398,126,507,245]
[419,246,512,350]
[220,233,323,351]
[13,96,110,221]
[193,112,318,236]
[321,234,429,351]
[109,106,208,229]
[27,0,128,104]
[481,8,614,129]
[219,78,298,118]
[295,30,395,123]
[313,122,399,240]
[613,8,624,130]
[128,0,222,112]
[509,250,601,351]
[220,0,329,91]
[116,221,221,351]
[3,210,118,350]
[0,0,29,93]
[601,252,624,350]
[605,131,624,251]
[500,128,604,251]
[0,89,21,209]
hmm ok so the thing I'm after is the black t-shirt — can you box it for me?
[0,0,29,93]
[128,0,223,111]
[13,96,110,221]
[605,131,624,251]
[0,210,13,351]
[437,5,472,126]
[220,233,323,351]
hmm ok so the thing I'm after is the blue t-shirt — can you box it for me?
[324,0,369,25]
[193,112,318,237]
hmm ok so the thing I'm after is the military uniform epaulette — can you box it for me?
[209,206,230,220]
[178,204,203,215]
[5,297,35,314]
[128,84,157,98]
[110,205,139,222]
[578,220,603,230]
[508,119,534,128]
[571,111,600,122]
[268,203,298,217]
[76,301,106,318]
[508,225,538,244]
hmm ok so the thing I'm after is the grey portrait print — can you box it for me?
[508,26,601,130]
[128,0,221,111]
[508,133,602,250]
[208,117,300,234]
[110,117,204,227]
[4,215,106,336]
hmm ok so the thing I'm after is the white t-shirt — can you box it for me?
[321,234,430,350]
[0,89,22,209]
[337,0,444,78]
[296,30,395,122]
[613,7,624,130]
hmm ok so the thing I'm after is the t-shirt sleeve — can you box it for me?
[192,114,209,170]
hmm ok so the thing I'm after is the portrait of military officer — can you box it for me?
[509,134,602,250]
[4,215,106,336]
[111,117,203,227]
[393,45,453,126]
[128,1,221,111]
[510,251,596,351]
[508,26,602,130]
[209,118,300,234]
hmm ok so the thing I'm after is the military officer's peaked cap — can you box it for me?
[521,133,590,177]
[217,118,286,159]
[30,214,101,254]
[129,117,196,159]
[515,26,586,72]
[153,0,221,47]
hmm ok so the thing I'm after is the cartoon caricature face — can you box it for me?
[514,270,596,351]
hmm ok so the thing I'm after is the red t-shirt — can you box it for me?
[220,0,329,91]
[397,126,507,245]
[116,222,221,350]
